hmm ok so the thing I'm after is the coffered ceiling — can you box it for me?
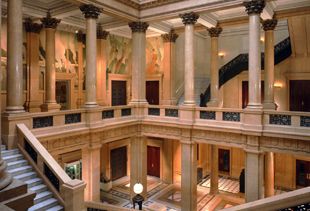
[1,0,310,38]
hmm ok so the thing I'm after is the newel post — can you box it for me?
[61,179,86,211]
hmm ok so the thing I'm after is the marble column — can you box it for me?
[245,148,264,202]
[180,12,199,106]
[76,31,85,108]
[263,19,277,110]
[264,151,274,197]
[128,22,149,104]
[161,30,178,105]
[41,12,61,111]
[24,19,43,112]
[210,145,219,194]
[207,26,222,107]
[96,27,109,106]
[162,140,173,184]
[130,135,147,198]
[82,144,101,201]
[6,0,24,113]
[244,0,265,109]
[181,141,197,211]
[80,4,102,108]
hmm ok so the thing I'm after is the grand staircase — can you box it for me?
[1,145,63,211]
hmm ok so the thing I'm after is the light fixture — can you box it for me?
[133,183,143,194]
[274,82,283,88]
[218,52,225,58]
[75,30,79,34]
[260,37,265,42]
[132,183,144,210]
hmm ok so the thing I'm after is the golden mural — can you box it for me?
[146,37,164,74]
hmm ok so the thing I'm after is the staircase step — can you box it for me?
[2,153,24,162]
[8,165,32,176]
[30,184,48,194]
[25,178,43,188]
[6,159,28,170]
[1,145,6,150]
[46,205,64,211]
[34,191,53,204]
[1,148,19,156]
[15,171,37,181]
[28,198,58,211]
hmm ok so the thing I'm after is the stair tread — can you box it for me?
[25,177,42,185]
[2,153,23,159]
[15,171,37,180]
[7,159,27,166]
[35,190,53,199]
[1,148,19,154]
[28,198,58,211]
[30,184,47,192]
[46,205,63,211]
[8,165,32,173]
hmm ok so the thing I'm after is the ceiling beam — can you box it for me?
[261,1,275,20]
[197,14,217,28]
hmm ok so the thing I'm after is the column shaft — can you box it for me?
[76,36,84,108]
[162,140,173,184]
[210,145,219,194]
[264,152,274,197]
[6,0,24,112]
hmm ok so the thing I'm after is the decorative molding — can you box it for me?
[80,4,102,19]
[97,27,109,40]
[24,18,42,33]
[115,0,184,10]
[243,0,266,15]
[41,11,61,29]
[161,29,179,43]
[207,26,222,37]
[261,136,310,154]
[262,18,278,31]
[128,21,149,33]
[179,12,199,25]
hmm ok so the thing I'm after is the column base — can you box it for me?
[24,101,42,113]
[41,103,61,112]
[83,102,98,108]
[207,99,219,108]
[263,102,276,110]
[246,103,263,110]
[5,106,25,114]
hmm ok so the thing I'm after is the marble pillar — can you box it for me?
[162,140,173,184]
[207,26,222,107]
[76,31,85,108]
[210,145,219,194]
[96,27,109,106]
[6,0,24,113]
[80,4,102,108]
[264,151,274,197]
[245,148,264,202]
[128,22,149,104]
[244,0,265,109]
[161,30,178,105]
[130,135,147,198]
[82,144,101,201]
[181,141,197,211]
[263,19,278,110]
[24,19,43,112]
[41,12,61,112]
[180,12,199,106]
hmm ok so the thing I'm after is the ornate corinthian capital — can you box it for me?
[262,19,278,31]
[179,12,199,25]
[207,26,222,37]
[97,27,109,40]
[41,12,61,29]
[128,22,149,33]
[24,18,42,33]
[161,29,179,43]
[243,0,265,15]
[80,4,102,19]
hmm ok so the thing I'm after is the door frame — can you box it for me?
[294,155,310,188]
[56,72,75,109]
[218,146,232,176]
[146,74,163,105]
[108,74,130,106]
[147,138,163,179]
[110,145,128,181]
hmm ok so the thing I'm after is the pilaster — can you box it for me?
[76,31,85,108]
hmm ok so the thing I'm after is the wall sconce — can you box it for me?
[260,37,265,42]
[218,52,225,58]
[274,82,283,88]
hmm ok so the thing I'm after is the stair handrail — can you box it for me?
[16,123,85,211]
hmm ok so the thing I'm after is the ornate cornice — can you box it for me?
[80,4,102,19]
[128,22,149,33]
[76,30,86,44]
[262,18,278,31]
[41,12,61,29]
[179,12,199,25]
[243,0,265,15]
[161,29,179,42]
[97,27,109,40]
[207,26,222,37]
[24,18,42,33]
[115,0,184,10]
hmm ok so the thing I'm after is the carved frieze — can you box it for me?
[262,19,278,31]
[179,12,199,25]
[243,0,265,15]
[261,136,310,154]
[41,12,61,29]
[128,22,149,33]
[80,4,102,19]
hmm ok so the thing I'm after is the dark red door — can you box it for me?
[147,146,160,178]
[110,146,127,181]
[290,80,310,112]
[242,81,264,109]
[219,149,230,174]
[296,159,310,187]
[112,80,127,106]
[146,81,159,105]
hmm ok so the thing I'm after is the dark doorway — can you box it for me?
[242,81,264,109]
[146,81,159,105]
[110,146,127,181]
[112,80,127,106]
[147,146,160,178]
[290,80,310,112]
[296,159,310,187]
[56,81,69,110]
[219,149,230,174]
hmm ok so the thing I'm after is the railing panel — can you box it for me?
[65,113,81,124]
[24,139,37,163]
[200,111,216,120]
[44,163,60,191]
[223,112,240,122]
[33,116,53,128]
[148,108,160,116]
[165,108,178,117]
[300,116,310,127]
[102,110,114,119]
[269,114,291,126]
[121,108,131,117]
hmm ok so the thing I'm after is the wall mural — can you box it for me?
[146,37,164,75]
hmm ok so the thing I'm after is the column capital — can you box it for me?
[262,18,278,31]
[76,30,86,44]
[179,12,199,25]
[97,27,109,39]
[128,21,149,33]
[207,26,222,37]
[161,29,179,43]
[41,11,61,29]
[80,4,102,19]
[243,0,265,15]
[24,18,42,33]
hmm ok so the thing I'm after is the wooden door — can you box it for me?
[110,146,127,181]
[242,81,264,108]
[296,159,310,187]
[290,80,310,112]
[147,146,160,178]
[146,81,159,105]
[112,80,127,106]
[56,81,69,110]
[219,149,230,174]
